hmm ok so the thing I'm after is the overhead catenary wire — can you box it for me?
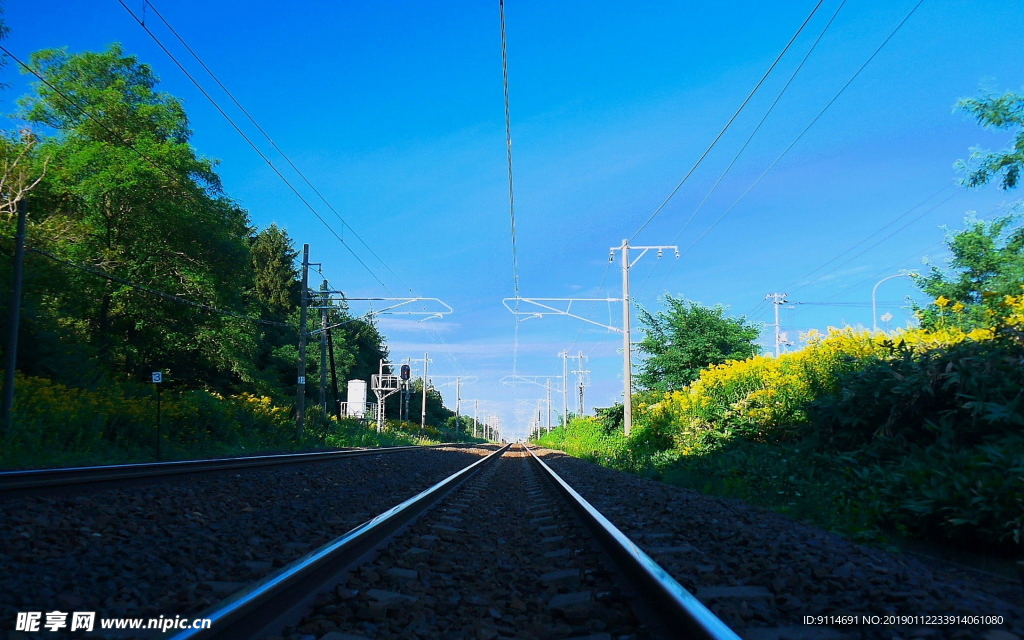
[786,188,958,295]
[122,0,414,296]
[629,0,826,241]
[815,202,1012,305]
[638,0,848,300]
[499,0,520,298]
[498,0,522,434]
[113,0,395,295]
[673,0,927,268]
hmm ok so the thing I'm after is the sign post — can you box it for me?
[152,371,163,460]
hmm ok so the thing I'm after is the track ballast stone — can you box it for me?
[0,446,493,631]
[277,448,650,640]
[536,448,1022,640]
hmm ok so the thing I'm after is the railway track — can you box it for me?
[169,443,737,640]
[0,444,461,495]
[5,443,1016,639]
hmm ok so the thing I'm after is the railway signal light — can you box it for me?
[400,364,411,380]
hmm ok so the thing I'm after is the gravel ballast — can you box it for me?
[277,447,650,640]
[536,448,1022,640]
[0,446,493,630]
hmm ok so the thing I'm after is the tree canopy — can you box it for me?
[0,44,435,424]
[914,212,1024,330]
[915,90,1024,330]
[636,295,761,392]
[956,92,1024,191]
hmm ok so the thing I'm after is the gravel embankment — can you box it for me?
[537,449,1022,640]
[0,446,494,631]
[277,447,649,640]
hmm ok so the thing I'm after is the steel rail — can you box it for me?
[169,444,511,640]
[525,445,742,640]
[0,444,465,492]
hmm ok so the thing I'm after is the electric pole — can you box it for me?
[1,200,27,431]
[295,244,310,439]
[420,352,428,436]
[619,240,633,436]
[766,292,789,357]
[560,350,568,429]
[545,378,552,433]
[319,280,328,413]
[404,356,412,421]
[455,376,461,420]
[610,239,678,437]
[474,399,479,438]
[571,350,589,417]
[327,327,340,419]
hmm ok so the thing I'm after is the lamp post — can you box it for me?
[872,272,916,333]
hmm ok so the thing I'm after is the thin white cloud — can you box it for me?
[376,318,459,334]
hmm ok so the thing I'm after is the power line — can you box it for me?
[499,0,520,298]
[29,247,294,328]
[674,0,928,263]
[126,0,413,296]
[638,0,847,300]
[113,0,394,295]
[499,0,521,432]
[629,0,826,241]
[783,184,953,294]
[788,188,957,294]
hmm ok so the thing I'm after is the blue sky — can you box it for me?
[4,0,1022,439]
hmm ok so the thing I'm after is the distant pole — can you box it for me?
[404,357,412,422]
[546,378,552,433]
[327,328,340,419]
[766,292,788,356]
[319,280,328,413]
[560,350,568,428]
[455,376,461,419]
[152,371,163,460]
[420,352,428,435]
[295,244,310,439]
[1,200,28,431]
[577,350,586,416]
[474,399,479,438]
[155,383,162,461]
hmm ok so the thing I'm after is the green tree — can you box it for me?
[956,91,1024,190]
[636,295,761,392]
[915,91,1024,329]
[16,44,258,388]
[251,224,298,315]
[913,212,1024,330]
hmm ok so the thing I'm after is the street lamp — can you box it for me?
[872,272,917,333]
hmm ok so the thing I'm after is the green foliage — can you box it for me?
[0,371,429,470]
[808,336,1024,451]
[914,212,1024,330]
[0,44,453,465]
[541,324,1024,550]
[14,44,258,388]
[251,224,299,314]
[382,381,454,430]
[636,295,760,392]
[956,91,1024,190]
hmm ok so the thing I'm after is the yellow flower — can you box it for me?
[951,302,965,313]
[934,296,951,308]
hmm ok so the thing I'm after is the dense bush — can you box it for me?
[534,306,1024,550]
[0,372,432,469]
